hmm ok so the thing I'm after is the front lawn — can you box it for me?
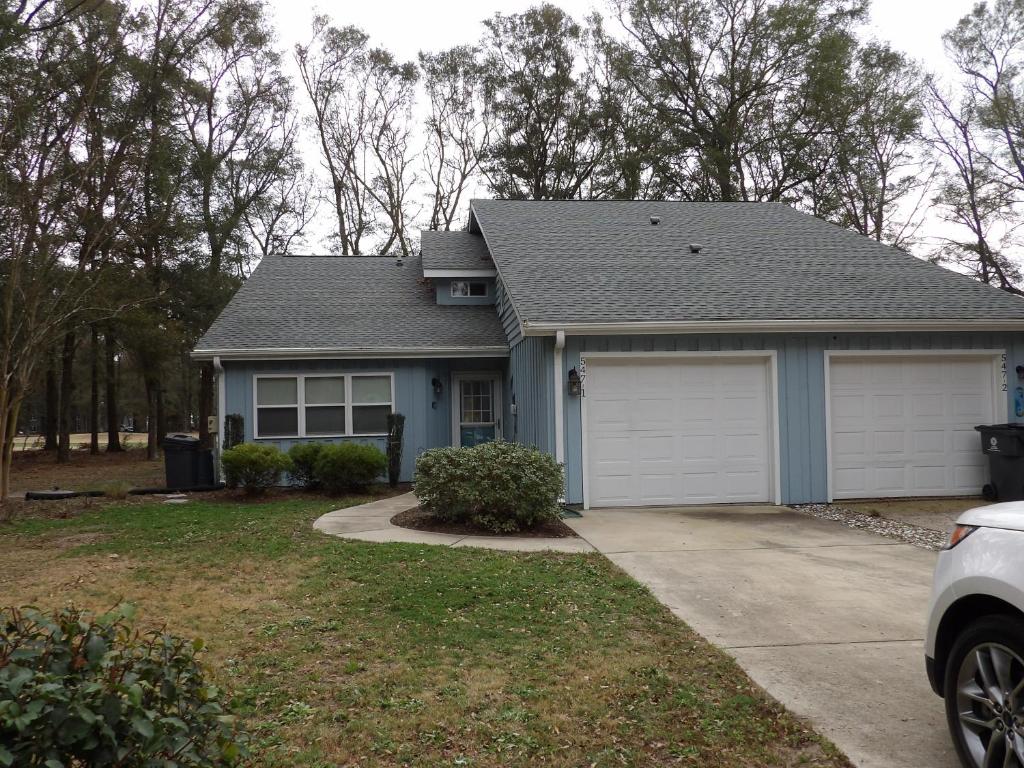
[0,494,850,767]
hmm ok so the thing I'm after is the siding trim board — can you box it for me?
[822,349,1005,502]
[578,350,783,509]
[524,320,1024,336]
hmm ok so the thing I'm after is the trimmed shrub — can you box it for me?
[313,443,387,494]
[415,441,564,533]
[0,603,247,767]
[288,442,325,489]
[220,443,291,495]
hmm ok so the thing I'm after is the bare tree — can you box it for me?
[420,46,489,230]
[243,165,319,262]
[926,80,1023,292]
[0,7,120,501]
[295,19,375,254]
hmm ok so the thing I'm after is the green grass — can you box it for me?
[0,494,851,767]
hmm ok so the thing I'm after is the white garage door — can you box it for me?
[828,355,999,499]
[584,356,774,508]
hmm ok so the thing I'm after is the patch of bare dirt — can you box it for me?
[391,506,578,538]
[10,448,166,493]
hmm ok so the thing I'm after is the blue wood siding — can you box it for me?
[434,277,497,305]
[495,277,522,346]
[561,332,1024,505]
[506,336,554,453]
[223,357,506,482]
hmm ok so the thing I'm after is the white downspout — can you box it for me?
[553,331,566,498]
[212,356,225,481]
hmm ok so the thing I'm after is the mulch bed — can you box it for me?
[391,506,579,538]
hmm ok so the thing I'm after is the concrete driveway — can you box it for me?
[567,505,956,768]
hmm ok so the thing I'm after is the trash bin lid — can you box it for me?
[975,423,1024,433]
[162,433,200,448]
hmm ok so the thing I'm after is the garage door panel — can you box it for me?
[912,430,946,454]
[586,358,773,507]
[829,356,996,499]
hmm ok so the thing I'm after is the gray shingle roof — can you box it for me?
[470,199,1024,325]
[194,254,508,355]
[420,231,493,271]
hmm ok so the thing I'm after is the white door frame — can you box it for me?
[823,349,1006,502]
[579,350,782,509]
[451,371,503,447]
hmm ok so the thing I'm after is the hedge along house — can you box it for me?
[193,199,1024,507]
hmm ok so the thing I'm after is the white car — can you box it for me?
[926,502,1024,768]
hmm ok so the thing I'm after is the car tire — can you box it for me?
[944,613,1024,768]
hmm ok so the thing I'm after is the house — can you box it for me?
[193,200,1024,508]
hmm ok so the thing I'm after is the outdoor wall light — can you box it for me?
[567,367,582,397]
[1017,365,1024,381]
[431,377,443,397]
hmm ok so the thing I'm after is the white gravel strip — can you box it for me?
[794,503,948,551]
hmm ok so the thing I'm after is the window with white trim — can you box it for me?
[450,280,488,298]
[254,374,393,438]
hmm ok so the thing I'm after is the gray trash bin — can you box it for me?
[975,424,1024,501]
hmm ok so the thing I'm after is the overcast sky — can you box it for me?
[260,0,980,254]
[265,0,973,69]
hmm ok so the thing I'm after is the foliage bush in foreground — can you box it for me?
[0,604,246,767]
[314,442,387,494]
[415,441,564,533]
[288,442,325,489]
[220,443,291,495]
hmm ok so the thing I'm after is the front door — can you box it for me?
[453,374,502,447]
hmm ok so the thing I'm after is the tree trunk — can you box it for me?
[43,358,58,451]
[57,330,76,463]
[105,328,121,452]
[156,383,166,444]
[89,325,100,454]
[145,378,158,461]
[0,396,21,510]
[198,364,213,449]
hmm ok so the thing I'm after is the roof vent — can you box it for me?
[650,215,661,225]
[689,243,704,254]
[395,255,404,266]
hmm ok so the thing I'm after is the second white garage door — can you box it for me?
[583,356,774,508]
[828,354,999,499]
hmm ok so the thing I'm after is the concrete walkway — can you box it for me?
[566,504,955,768]
[313,492,594,553]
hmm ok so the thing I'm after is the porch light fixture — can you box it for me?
[567,367,582,397]
[431,377,443,397]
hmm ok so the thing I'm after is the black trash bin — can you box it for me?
[975,424,1024,501]
[162,434,215,490]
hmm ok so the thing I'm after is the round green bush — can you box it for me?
[220,443,291,495]
[313,442,387,494]
[287,442,325,489]
[415,441,564,533]
[0,604,247,767]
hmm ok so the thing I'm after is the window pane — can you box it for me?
[257,378,297,406]
[451,281,469,297]
[351,376,391,404]
[469,282,487,296]
[460,380,493,423]
[257,407,298,436]
[305,406,346,435]
[352,405,389,434]
[305,376,345,405]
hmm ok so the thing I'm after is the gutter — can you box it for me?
[191,346,510,361]
[553,330,566,498]
[521,319,1024,336]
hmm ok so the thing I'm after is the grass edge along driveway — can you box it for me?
[0,494,853,768]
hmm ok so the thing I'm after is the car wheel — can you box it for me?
[945,614,1024,768]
